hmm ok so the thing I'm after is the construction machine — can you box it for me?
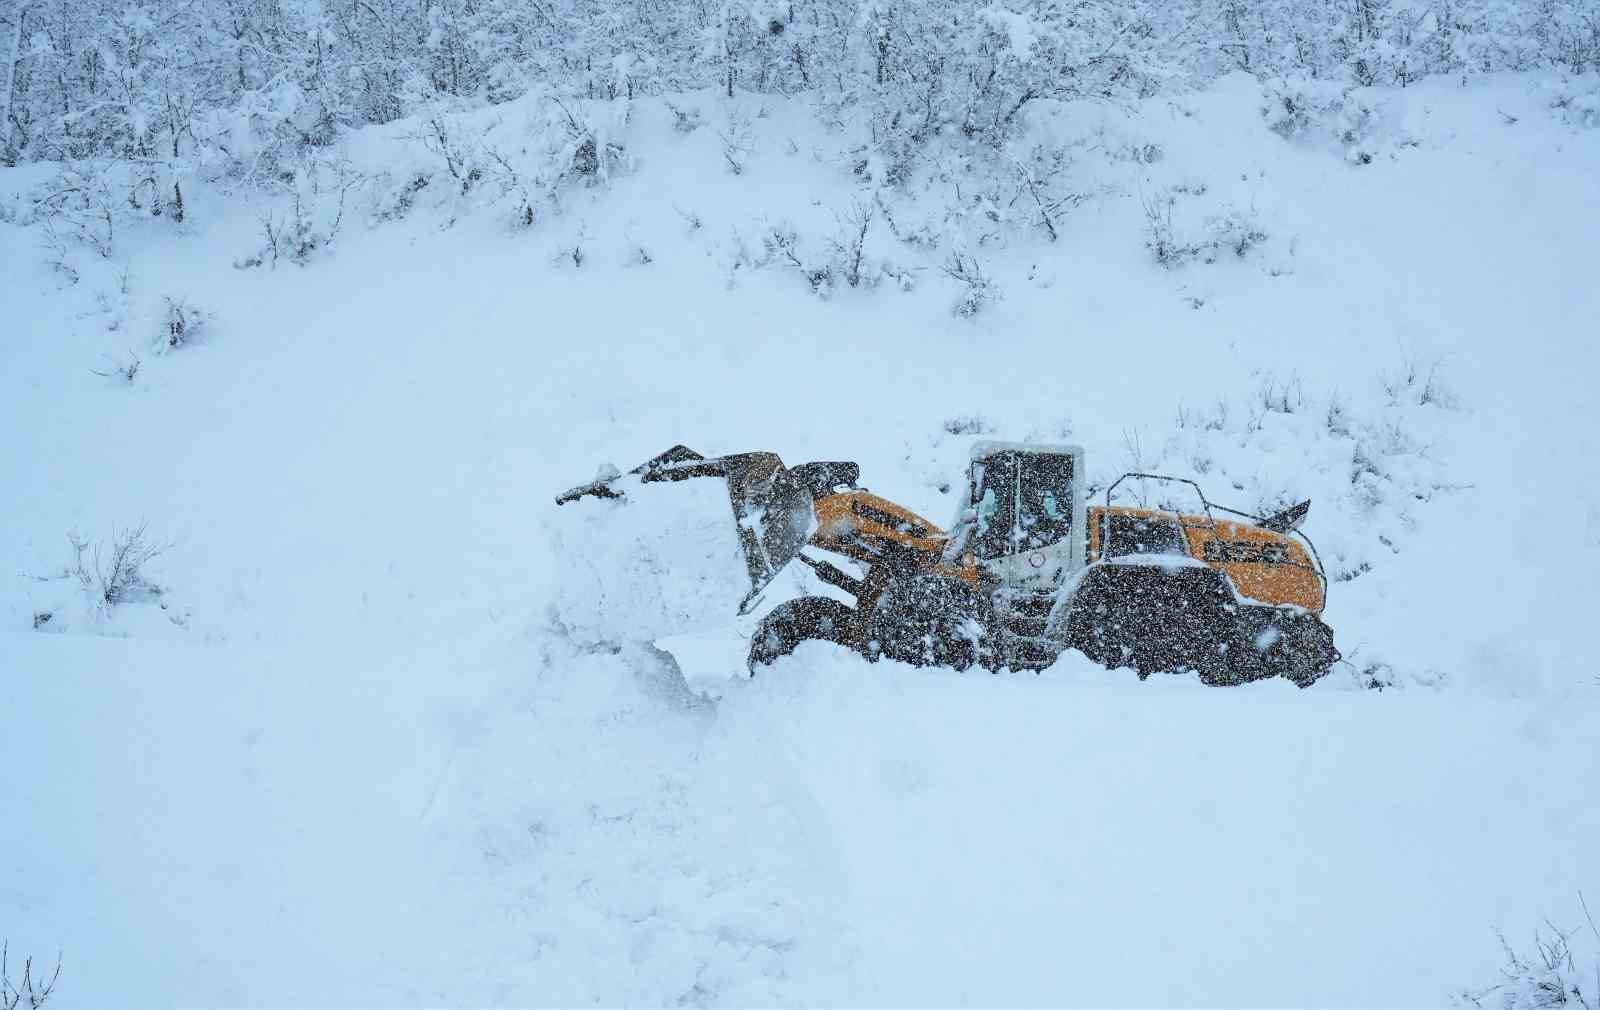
[555,442,1339,686]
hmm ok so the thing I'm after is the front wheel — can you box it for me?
[747,597,858,673]
[864,575,996,672]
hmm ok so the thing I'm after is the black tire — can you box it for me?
[1061,564,1235,681]
[864,575,996,671]
[747,597,858,673]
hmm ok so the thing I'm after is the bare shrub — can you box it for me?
[66,523,173,607]
[716,108,753,175]
[943,415,993,436]
[664,101,703,133]
[830,199,876,289]
[29,162,121,257]
[941,251,998,317]
[1201,207,1269,260]
[239,164,361,268]
[1381,355,1461,409]
[1457,901,1599,1009]
[1,942,61,1010]
[1260,77,1349,142]
[759,213,908,298]
[160,296,210,350]
[371,173,433,225]
[1010,144,1085,242]
[37,221,79,284]
[761,223,834,296]
[1549,81,1600,129]
[413,115,480,193]
[1325,394,1354,437]
[1258,374,1306,414]
[867,191,936,250]
[90,351,140,383]
[1141,190,1192,268]
[481,146,540,229]
[1143,193,1268,268]
[553,98,628,186]
[553,223,589,269]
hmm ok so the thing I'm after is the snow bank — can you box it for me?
[544,475,750,647]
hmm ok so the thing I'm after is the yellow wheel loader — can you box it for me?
[555,442,1339,686]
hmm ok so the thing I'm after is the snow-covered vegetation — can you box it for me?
[2,0,1599,1004]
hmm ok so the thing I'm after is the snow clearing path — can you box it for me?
[4,630,1596,1006]
[2,73,1598,1005]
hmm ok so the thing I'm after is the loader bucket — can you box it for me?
[556,446,818,614]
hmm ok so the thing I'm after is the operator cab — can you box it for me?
[957,442,1086,586]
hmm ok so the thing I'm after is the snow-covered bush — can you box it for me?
[715,109,754,176]
[943,415,995,436]
[1381,355,1463,409]
[371,173,435,225]
[237,158,364,268]
[1263,76,1419,166]
[829,199,877,289]
[1457,918,1600,1009]
[1258,375,1308,415]
[761,224,836,296]
[1261,78,1344,141]
[72,525,169,607]
[664,101,703,134]
[412,115,484,194]
[553,99,632,187]
[27,162,129,258]
[3,0,1594,180]
[941,251,999,317]
[1142,190,1188,268]
[1333,92,1388,165]
[758,202,909,298]
[159,296,211,351]
[1547,75,1600,128]
[1009,143,1086,242]
[1200,207,1270,261]
[1143,191,1270,268]
[29,524,172,632]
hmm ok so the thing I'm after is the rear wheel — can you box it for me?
[747,597,858,673]
[1061,564,1235,680]
[865,575,996,671]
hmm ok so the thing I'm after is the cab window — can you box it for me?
[1103,514,1187,558]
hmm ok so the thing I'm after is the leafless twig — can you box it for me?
[1,942,61,1010]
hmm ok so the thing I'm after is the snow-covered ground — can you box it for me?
[2,71,1597,1005]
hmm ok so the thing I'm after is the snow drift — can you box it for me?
[545,474,751,648]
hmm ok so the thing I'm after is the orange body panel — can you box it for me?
[811,492,1323,611]
[811,491,978,584]
[1088,507,1325,611]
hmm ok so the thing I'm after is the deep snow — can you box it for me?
[2,71,1598,1006]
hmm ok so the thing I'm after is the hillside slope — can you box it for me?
[2,72,1597,1006]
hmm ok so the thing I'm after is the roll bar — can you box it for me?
[1103,472,1329,608]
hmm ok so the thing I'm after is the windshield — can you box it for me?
[970,451,1075,559]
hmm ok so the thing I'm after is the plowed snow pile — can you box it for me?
[2,71,1597,1007]
[546,475,749,646]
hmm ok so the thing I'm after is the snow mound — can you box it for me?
[545,475,750,647]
